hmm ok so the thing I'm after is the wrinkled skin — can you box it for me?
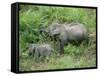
[40,23,88,55]
[28,44,52,61]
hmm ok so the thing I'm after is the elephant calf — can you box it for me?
[28,43,52,61]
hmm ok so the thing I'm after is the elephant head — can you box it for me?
[40,23,63,40]
[28,44,37,56]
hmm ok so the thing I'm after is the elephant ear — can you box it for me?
[59,31,68,44]
[51,29,60,36]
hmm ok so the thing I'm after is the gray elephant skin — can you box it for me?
[40,23,88,54]
[28,43,52,61]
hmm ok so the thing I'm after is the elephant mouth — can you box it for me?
[49,32,60,37]
[40,29,60,41]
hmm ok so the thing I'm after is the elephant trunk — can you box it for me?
[39,26,49,36]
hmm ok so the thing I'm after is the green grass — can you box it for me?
[19,5,96,71]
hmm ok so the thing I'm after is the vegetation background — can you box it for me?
[19,4,96,71]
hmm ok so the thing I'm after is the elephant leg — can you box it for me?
[34,48,39,62]
[59,40,64,55]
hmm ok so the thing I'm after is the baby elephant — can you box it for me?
[28,43,52,61]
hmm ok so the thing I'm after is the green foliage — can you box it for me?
[19,5,96,71]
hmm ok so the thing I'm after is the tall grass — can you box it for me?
[19,5,96,71]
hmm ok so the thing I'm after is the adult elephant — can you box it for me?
[40,23,88,55]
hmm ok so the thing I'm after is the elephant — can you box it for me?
[40,22,88,55]
[28,43,52,61]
